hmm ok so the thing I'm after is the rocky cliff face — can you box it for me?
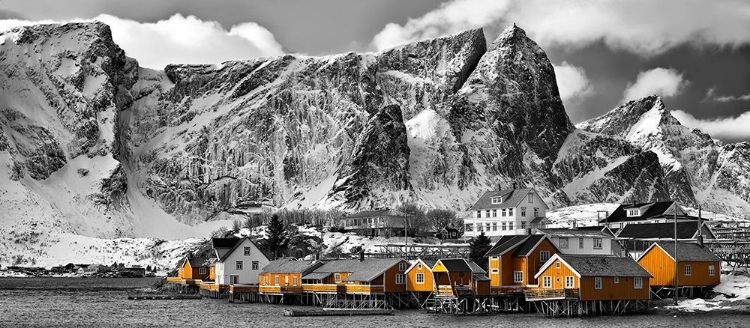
[578,95,750,216]
[3,21,744,237]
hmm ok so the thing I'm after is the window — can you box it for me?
[559,238,569,249]
[396,274,406,284]
[490,256,499,261]
[521,207,527,217]
[492,209,497,217]
[491,269,499,274]
[565,276,574,288]
[418,263,423,269]
[614,277,620,284]
[274,275,279,286]
[593,238,602,249]
[509,208,514,216]
[528,193,533,203]
[476,211,481,218]
[508,222,514,231]
[477,223,483,231]
[486,210,490,218]
[199,267,207,275]
[627,209,640,217]
[540,251,550,262]
[285,276,289,285]
[492,222,497,231]
[555,262,560,268]
[594,277,602,289]
[684,264,691,276]
[543,276,552,288]
[533,207,539,217]
[399,262,407,271]
[236,261,243,270]
[486,223,491,231]
[709,265,715,276]
[579,238,584,249]
[634,277,642,289]
[293,277,298,286]
[231,275,239,284]
[465,223,473,232]
[335,273,341,283]
[252,261,259,270]
[514,271,523,283]
[521,222,526,229]
[502,222,507,231]
[244,247,251,256]
[492,197,502,204]
[416,273,425,284]
[502,209,507,217]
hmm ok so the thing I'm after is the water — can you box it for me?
[0,277,747,327]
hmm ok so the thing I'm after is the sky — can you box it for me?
[1,0,749,142]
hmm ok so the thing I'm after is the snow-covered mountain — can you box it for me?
[0,20,746,259]
[578,95,750,216]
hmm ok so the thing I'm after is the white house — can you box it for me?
[465,188,548,238]
[212,237,270,285]
[535,227,620,256]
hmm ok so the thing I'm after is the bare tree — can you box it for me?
[397,203,429,236]
[426,209,458,232]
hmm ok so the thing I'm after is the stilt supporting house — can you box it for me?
[529,299,649,317]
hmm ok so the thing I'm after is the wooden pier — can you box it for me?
[127,294,202,300]
[282,308,395,317]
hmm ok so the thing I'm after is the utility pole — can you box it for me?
[674,204,679,306]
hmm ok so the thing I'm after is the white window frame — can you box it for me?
[399,262,407,271]
[416,273,425,284]
[396,273,406,284]
[476,211,481,218]
[555,262,561,268]
[501,222,507,231]
[521,221,526,229]
[593,238,602,249]
[579,238,584,249]
[542,276,552,288]
[684,264,691,276]
[533,207,539,217]
[244,247,251,256]
[491,268,499,274]
[509,208,514,216]
[709,265,715,276]
[199,267,207,275]
[528,193,533,203]
[565,276,574,288]
[492,209,497,217]
[514,271,523,283]
[508,222,514,230]
[293,276,298,286]
[614,277,620,284]
[335,273,341,283]
[274,275,279,286]
[521,207,527,217]
[492,222,497,231]
[418,263,423,269]
[594,277,602,290]
[540,251,550,262]
[634,277,643,289]
[231,275,239,284]
[559,238,569,249]
[252,261,259,270]
[502,209,507,217]
[236,261,243,270]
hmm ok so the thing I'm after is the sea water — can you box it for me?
[0,277,746,327]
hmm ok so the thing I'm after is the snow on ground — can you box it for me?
[545,203,620,227]
[663,274,750,312]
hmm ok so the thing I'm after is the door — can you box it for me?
[230,274,239,284]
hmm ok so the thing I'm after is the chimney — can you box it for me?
[359,250,365,262]
[569,220,577,230]
[698,235,704,247]
[497,184,502,191]
[513,182,517,189]
[526,228,532,235]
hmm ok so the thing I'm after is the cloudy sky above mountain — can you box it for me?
[1,0,748,141]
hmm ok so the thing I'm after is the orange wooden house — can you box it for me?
[176,255,212,280]
[259,259,323,294]
[405,259,437,293]
[484,234,560,291]
[637,241,721,288]
[432,258,491,297]
[530,254,652,301]
[301,258,411,295]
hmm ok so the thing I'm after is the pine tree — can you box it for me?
[266,214,288,260]
[468,231,492,271]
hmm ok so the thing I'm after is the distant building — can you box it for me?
[535,226,620,256]
[340,209,410,237]
[465,188,548,237]
[600,201,704,229]
[212,237,269,285]
[615,221,717,258]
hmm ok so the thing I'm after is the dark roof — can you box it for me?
[485,235,556,257]
[469,188,540,211]
[345,209,409,219]
[485,235,528,256]
[648,242,721,262]
[212,238,241,248]
[213,237,259,262]
[536,228,610,238]
[601,201,688,223]
[512,235,546,256]
[466,260,486,274]
[303,259,404,282]
[472,274,490,281]
[438,259,473,272]
[186,256,212,268]
[556,254,652,278]
[617,222,704,239]
[261,259,322,274]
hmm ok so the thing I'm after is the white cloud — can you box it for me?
[0,14,284,69]
[553,62,593,105]
[622,68,688,102]
[703,88,750,102]
[672,110,750,142]
[371,0,750,56]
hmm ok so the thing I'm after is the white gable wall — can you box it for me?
[215,239,270,285]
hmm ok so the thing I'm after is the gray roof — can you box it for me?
[472,274,490,281]
[512,235,547,256]
[345,209,409,219]
[616,222,712,239]
[261,259,322,274]
[303,259,405,283]
[185,256,212,268]
[469,188,540,211]
[647,242,721,262]
[537,228,611,238]
[558,254,652,278]
[467,260,486,274]
[485,235,528,256]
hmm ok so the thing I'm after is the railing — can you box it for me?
[345,285,384,294]
[166,277,203,285]
[437,285,473,297]
[524,288,579,300]
[302,284,346,293]
[259,285,303,294]
[491,286,526,295]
